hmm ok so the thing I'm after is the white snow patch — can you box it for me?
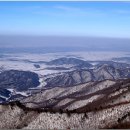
[15,91,28,97]
[0,95,8,100]
[0,51,130,77]
[7,89,28,97]
[37,78,47,88]
[90,62,99,66]
[7,88,14,93]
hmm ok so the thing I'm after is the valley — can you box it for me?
[1,51,130,129]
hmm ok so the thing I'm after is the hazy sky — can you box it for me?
[0,1,130,38]
[0,35,130,52]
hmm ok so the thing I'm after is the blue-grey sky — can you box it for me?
[0,1,130,52]
[0,1,130,38]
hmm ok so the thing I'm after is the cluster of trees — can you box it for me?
[5,101,90,119]
[118,111,130,123]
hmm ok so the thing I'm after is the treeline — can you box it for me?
[2,101,89,118]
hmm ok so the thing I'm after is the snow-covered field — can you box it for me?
[1,51,130,61]
[0,51,130,79]
[0,51,130,91]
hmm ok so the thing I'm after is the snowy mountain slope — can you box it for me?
[21,80,115,109]
[45,65,130,88]
[1,79,130,129]
[1,52,130,104]
[21,79,130,112]
[1,56,130,103]
[0,51,130,76]
[0,70,41,103]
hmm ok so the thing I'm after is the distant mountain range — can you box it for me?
[44,58,130,87]
[1,57,130,103]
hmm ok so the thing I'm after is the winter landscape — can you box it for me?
[1,51,130,129]
[0,1,130,129]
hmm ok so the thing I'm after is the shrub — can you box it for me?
[123,95,126,98]
[117,118,121,123]
[59,109,63,114]
[84,113,88,119]
[66,109,71,117]
[95,107,97,111]
[100,106,103,109]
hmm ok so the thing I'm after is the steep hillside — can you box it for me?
[0,70,40,91]
[1,100,130,129]
[1,79,130,129]
[45,65,130,87]
[0,70,40,102]
[21,79,130,113]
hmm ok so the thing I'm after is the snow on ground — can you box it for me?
[0,88,28,101]
[7,89,28,97]
[34,69,59,76]
[0,51,130,76]
[0,95,8,100]
[73,51,129,61]
[15,91,28,97]
[90,62,99,66]
[1,51,129,62]
[0,51,130,93]
[66,94,104,110]
[36,78,46,88]
[29,78,47,90]
[7,89,14,93]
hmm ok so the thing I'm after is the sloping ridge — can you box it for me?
[1,99,130,129]
[1,79,130,129]
[45,65,130,88]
